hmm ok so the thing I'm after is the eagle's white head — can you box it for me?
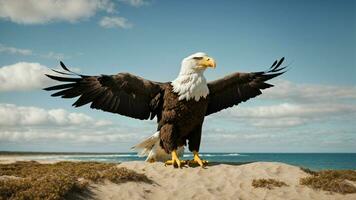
[171,52,216,101]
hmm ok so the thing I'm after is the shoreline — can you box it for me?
[1,153,356,170]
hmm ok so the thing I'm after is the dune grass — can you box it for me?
[300,168,356,194]
[0,161,152,200]
[300,167,319,176]
[252,178,288,189]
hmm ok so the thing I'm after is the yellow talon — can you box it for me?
[188,151,208,167]
[165,150,186,168]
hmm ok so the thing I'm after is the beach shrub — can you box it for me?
[252,178,288,189]
[300,169,356,194]
[300,167,319,176]
[0,161,152,200]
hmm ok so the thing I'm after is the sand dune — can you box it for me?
[88,161,355,200]
[1,156,355,200]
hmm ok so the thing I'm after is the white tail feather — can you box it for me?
[132,131,184,162]
[132,132,160,157]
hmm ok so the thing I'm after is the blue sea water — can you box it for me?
[26,153,356,170]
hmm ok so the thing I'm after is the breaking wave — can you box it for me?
[16,153,248,162]
[183,153,246,157]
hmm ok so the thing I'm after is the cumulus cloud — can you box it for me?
[0,62,55,91]
[207,79,356,128]
[0,61,83,92]
[0,43,32,55]
[0,128,136,144]
[99,16,132,29]
[263,79,356,102]
[0,104,151,150]
[0,0,144,30]
[229,103,356,119]
[219,103,356,128]
[200,126,356,152]
[0,0,115,24]
[0,104,112,127]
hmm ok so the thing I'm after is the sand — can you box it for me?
[1,156,355,200]
[89,161,356,200]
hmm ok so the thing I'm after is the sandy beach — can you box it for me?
[1,156,356,200]
[86,161,355,200]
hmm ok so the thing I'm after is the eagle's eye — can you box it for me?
[192,57,203,60]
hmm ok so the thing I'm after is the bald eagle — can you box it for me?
[44,52,286,167]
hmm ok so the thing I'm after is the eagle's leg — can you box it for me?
[165,150,186,168]
[188,151,208,167]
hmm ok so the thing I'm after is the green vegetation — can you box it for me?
[300,169,356,194]
[0,161,152,200]
[252,178,288,189]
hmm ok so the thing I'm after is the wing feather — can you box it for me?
[44,62,164,120]
[206,57,287,116]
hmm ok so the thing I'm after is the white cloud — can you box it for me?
[229,103,356,119]
[95,120,113,126]
[200,126,356,152]
[119,0,149,7]
[0,61,84,92]
[0,43,32,55]
[208,79,356,128]
[0,104,112,127]
[0,62,55,91]
[0,0,140,29]
[0,104,148,148]
[0,128,136,144]
[99,16,132,29]
[0,102,159,153]
[250,118,306,127]
[0,0,115,24]
[263,79,356,102]
[219,103,356,128]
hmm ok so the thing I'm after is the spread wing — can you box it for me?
[44,62,164,120]
[206,57,287,116]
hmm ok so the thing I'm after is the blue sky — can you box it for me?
[0,0,355,152]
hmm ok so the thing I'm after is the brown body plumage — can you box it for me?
[158,84,208,153]
[44,53,286,165]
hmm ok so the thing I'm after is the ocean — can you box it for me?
[15,153,356,170]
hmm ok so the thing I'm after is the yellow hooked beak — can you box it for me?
[197,56,216,69]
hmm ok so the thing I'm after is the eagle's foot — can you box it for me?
[165,150,186,168]
[188,151,208,167]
